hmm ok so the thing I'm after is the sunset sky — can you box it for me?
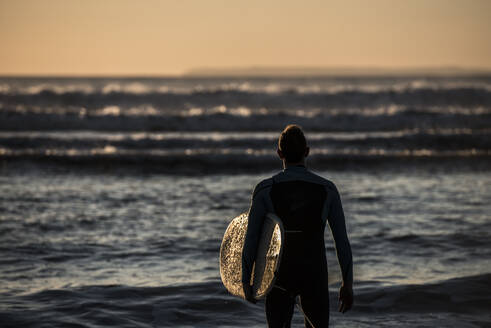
[1,0,490,76]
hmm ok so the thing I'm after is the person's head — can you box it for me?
[277,124,309,166]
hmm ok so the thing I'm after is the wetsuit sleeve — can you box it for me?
[326,185,353,286]
[241,181,270,284]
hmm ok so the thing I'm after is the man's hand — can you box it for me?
[243,283,256,304]
[338,284,353,313]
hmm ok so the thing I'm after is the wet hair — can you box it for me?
[278,124,307,163]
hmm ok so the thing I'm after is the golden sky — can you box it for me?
[1,0,490,76]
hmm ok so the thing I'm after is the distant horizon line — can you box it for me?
[1,65,491,78]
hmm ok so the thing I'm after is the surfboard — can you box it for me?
[219,212,284,300]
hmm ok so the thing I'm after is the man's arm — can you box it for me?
[241,180,271,302]
[326,184,353,312]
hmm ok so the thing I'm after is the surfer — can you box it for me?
[242,124,353,327]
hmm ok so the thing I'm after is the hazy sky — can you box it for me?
[1,0,490,76]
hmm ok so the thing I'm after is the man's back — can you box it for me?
[242,166,352,291]
[271,174,328,291]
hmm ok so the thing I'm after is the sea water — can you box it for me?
[0,76,490,327]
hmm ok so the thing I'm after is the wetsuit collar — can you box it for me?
[283,164,307,172]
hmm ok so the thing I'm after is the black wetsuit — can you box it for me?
[242,166,353,328]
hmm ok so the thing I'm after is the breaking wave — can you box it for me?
[1,110,491,132]
[1,87,491,110]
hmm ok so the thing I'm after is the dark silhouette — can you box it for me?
[242,124,353,327]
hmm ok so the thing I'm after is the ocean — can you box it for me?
[0,76,490,327]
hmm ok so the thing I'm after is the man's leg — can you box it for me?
[299,284,330,328]
[265,286,295,328]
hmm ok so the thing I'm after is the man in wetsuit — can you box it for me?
[242,125,353,327]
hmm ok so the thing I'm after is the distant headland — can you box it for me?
[184,66,491,77]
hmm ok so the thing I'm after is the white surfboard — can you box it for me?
[220,212,284,300]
